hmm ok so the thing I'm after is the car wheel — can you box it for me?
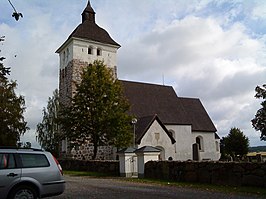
[9,185,38,199]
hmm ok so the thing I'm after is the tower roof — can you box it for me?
[56,1,120,53]
[82,0,96,23]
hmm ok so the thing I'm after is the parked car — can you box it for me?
[0,147,65,199]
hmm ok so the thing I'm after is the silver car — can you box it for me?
[0,148,65,199]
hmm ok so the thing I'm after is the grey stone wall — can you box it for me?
[59,59,118,160]
[59,159,119,176]
[70,143,115,160]
[145,161,266,187]
[59,59,87,106]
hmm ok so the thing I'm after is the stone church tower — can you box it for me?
[56,1,120,159]
[56,0,120,106]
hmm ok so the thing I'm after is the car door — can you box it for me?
[0,153,21,199]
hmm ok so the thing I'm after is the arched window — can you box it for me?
[196,136,204,151]
[156,146,165,161]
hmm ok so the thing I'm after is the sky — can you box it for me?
[0,0,266,147]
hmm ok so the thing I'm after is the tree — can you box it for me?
[223,127,249,160]
[36,89,60,156]
[59,60,133,159]
[251,84,266,141]
[0,36,28,146]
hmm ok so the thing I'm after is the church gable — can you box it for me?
[137,115,176,147]
[135,115,176,145]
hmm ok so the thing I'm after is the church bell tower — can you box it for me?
[56,0,121,106]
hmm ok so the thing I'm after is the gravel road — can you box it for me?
[47,175,264,199]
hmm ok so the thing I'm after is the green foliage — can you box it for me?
[251,84,266,141]
[36,89,60,156]
[59,60,132,159]
[0,37,28,146]
[222,127,249,160]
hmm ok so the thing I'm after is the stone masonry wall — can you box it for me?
[145,161,266,187]
[59,59,87,106]
[70,142,115,160]
[59,59,116,160]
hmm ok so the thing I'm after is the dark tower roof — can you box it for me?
[82,0,96,23]
[56,1,120,53]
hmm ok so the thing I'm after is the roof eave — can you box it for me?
[56,36,121,54]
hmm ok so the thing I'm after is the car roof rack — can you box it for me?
[0,146,43,151]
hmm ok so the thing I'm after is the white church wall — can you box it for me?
[192,132,220,161]
[72,39,118,69]
[138,120,175,160]
[166,125,193,161]
[59,38,118,70]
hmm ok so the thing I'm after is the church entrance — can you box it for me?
[156,146,165,160]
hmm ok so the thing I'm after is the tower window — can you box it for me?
[88,47,92,55]
[97,48,102,56]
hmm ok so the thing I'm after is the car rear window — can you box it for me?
[19,154,50,168]
[0,153,16,169]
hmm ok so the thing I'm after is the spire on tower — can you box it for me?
[82,0,95,23]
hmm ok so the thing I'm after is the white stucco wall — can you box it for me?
[118,153,137,177]
[138,120,175,160]
[59,38,118,70]
[166,125,193,161]
[192,132,220,161]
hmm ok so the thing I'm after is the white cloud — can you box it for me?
[118,13,266,146]
[252,1,266,20]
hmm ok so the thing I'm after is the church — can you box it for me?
[56,1,221,161]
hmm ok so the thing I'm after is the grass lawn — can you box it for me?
[64,170,266,197]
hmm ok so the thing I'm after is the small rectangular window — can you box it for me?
[88,47,92,55]
[97,49,101,56]
[20,154,50,168]
[0,154,16,169]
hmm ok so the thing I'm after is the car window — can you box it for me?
[0,153,16,169]
[19,154,50,168]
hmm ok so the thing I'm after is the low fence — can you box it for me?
[59,159,266,187]
[145,161,266,187]
[59,159,120,176]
